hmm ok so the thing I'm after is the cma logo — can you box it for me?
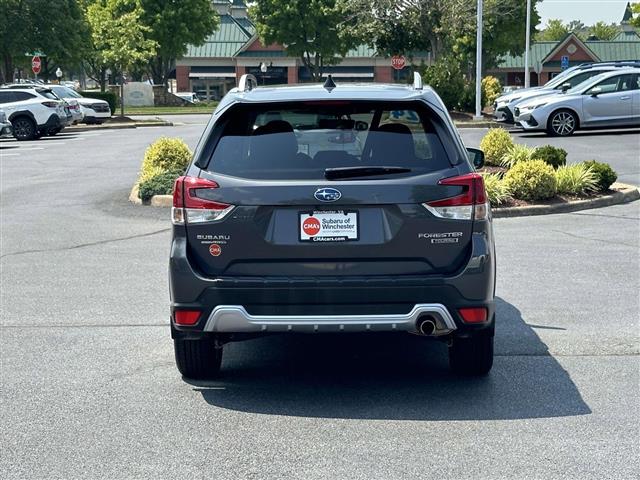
[314,188,341,202]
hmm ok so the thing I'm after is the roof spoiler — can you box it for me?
[238,74,258,92]
[413,72,423,90]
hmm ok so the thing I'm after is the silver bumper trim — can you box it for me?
[203,304,457,334]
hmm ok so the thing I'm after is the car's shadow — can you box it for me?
[187,297,590,421]
[515,128,640,138]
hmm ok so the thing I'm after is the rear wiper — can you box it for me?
[324,166,411,180]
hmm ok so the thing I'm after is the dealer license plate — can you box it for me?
[299,211,359,242]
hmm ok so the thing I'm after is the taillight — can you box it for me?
[458,307,488,323]
[422,173,489,220]
[41,101,58,108]
[171,175,234,225]
[174,310,201,326]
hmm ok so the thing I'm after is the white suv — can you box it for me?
[0,88,66,140]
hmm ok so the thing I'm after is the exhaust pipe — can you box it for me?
[417,316,437,336]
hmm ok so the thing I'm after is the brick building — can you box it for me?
[175,0,424,100]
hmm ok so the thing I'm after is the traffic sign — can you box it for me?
[31,56,42,75]
[391,55,406,70]
[561,55,569,70]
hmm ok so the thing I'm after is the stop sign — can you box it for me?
[391,55,406,70]
[31,56,41,75]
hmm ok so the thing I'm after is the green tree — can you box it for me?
[535,19,570,41]
[0,0,89,83]
[85,0,157,91]
[138,0,219,86]
[345,0,538,72]
[588,21,620,40]
[631,3,640,28]
[249,0,358,81]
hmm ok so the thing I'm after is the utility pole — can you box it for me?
[474,0,483,120]
[524,0,531,88]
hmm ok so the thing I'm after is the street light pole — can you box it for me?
[524,0,531,88]
[474,0,483,120]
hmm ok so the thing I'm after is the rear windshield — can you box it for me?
[204,101,453,180]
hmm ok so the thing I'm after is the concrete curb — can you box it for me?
[492,183,640,218]
[129,184,173,207]
[68,120,173,133]
[455,121,506,129]
[130,183,639,216]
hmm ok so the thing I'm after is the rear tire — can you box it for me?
[449,332,494,376]
[12,117,37,141]
[174,338,222,379]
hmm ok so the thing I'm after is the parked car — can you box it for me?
[2,84,79,132]
[0,108,12,137]
[494,61,640,123]
[169,74,496,379]
[42,86,110,124]
[175,92,200,103]
[45,85,84,124]
[515,69,640,136]
[0,88,66,140]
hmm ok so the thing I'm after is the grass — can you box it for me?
[122,104,217,115]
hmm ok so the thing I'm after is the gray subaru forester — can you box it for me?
[169,74,496,378]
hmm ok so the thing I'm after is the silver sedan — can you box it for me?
[514,69,640,136]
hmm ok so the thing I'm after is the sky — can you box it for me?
[537,0,630,27]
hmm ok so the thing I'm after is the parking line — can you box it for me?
[1,153,19,157]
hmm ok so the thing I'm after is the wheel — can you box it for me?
[547,110,577,136]
[12,117,37,141]
[448,332,494,376]
[174,338,222,379]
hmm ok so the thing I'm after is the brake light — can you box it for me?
[422,173,489,220]
[41,101,58,108]
[458,307,488,323]
[172,176,234,225]
[174,310,201,326]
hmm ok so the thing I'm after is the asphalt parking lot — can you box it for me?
[1,119,639,479]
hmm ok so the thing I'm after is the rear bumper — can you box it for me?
[203,303,457,334]
[169,230,496,339]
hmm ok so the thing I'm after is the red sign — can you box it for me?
[391,55,406,70]
[209,244,221,256]
[302,217,320,236]
[31,56,42,75]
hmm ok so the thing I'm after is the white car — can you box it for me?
[0,88,67,140]
[514,69,640,136]
[44,85,85,123]
[47,86,111,124]
[0,108,12,137]
[175,92,200,103]
[494,61,640,123]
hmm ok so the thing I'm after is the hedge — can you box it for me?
[78,91,117,113]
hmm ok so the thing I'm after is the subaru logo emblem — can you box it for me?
[314,188,341,202]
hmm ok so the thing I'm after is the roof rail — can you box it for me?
[238,74,258,92]
[413,72,423,90]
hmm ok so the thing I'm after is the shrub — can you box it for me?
[139,137,192,182]
[582,160,617,192]
[531,145,567,169]
[482,76,502,107]
[78,90,117,113]
[503,160,557,201]
[555,164,598,196]
[138,169,183,201]
[479,128,514,166]
[500,144,537,169]
[422,57,466,111]
[482,172,511,206]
